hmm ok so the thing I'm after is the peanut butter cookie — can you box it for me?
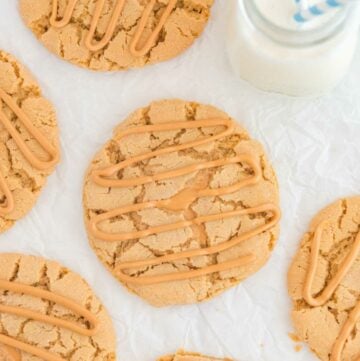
[0,253,116,361]
[0,50,60,234]
[19,0,214,71]
[83,99,280,307]
[157,350,233,361]
[288,196,360,361]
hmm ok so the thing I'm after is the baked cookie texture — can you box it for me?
[0,253,116,361]
[83,99,280,307]
[0,50,59,233]
[157,350,233,361]
[288,196,360,361]
[19,0,214,71]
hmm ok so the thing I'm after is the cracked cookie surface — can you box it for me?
[0,253,116,361]
[0,50,59,234]
[19,0,214,71]
[157,350,233,361]
[83,99,280,307]
[288,196,360,361]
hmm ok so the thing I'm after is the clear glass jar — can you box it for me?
[227,0,360,97]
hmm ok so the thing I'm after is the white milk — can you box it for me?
[227,0,360,97]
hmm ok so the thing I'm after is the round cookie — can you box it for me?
[0,50,60,233]
[19,0,214,71]
[0,253,116,361]
[288,196,360,361]
[83,99,280,307]
[157,350,233,361]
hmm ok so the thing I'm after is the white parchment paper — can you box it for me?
[1,1,360,360]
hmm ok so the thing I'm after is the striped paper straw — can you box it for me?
[294,0,347,23]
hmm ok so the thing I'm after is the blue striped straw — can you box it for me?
[294,0,346,23]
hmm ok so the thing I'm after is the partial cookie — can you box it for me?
[83,99,280,307]
[157,350,233,361]
[288,196,360,361]
[0,253,116,361]
[19,0,214,71]
[0,50,60,233]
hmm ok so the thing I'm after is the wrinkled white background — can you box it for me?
[1,1,360,360]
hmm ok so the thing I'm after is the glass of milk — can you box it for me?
[227,0,360,97]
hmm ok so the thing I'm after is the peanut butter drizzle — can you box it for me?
[130,0,177,57]
[115,203,280,285]
[303,221,360,361]
[0,279,99,361]
[9,348,21,361]
[91,118,235,187]
[0,344,21,361]
[89,118,280,285]
[0,89,59,216]
[331,301,360,361]
[50,0,177,55]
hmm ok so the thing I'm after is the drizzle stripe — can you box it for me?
[89,176,267,242]
[303,222,360,307]
[0,335,64,361]
[130,0,177,57]
[303,221,360,360]
[50,0,78,28]
[115,204,280,285]
[91,118,235,187]
[50,0,176,55]
[331,301,360,361]
[0,279,99,361]
[0,89,59,216]
[85,0,126,51]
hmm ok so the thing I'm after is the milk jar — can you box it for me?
[227,0,360,96]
